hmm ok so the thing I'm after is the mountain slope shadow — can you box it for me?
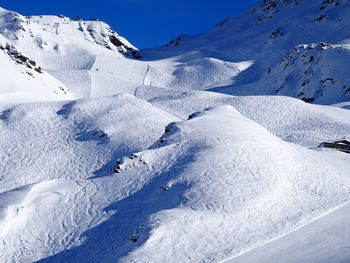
[89,144,132,179]
[36,148,198,263]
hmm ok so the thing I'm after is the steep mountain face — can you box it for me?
[268,43,350,104]
[141,0,350,106]
[0,8,140,59]
[0,34,73,108]
[253,0,350,23]
[1,2,350,263]
[2,2,350,106]
[0,7,141,105]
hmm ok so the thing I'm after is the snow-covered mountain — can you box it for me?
[142,0,350,106]
[0,34,73,108]
[0,7,141,106]
[2,1,350,107]
[1,2,350,263]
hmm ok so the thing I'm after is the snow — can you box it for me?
[0,1,350,262]
[0,8,142,103]
[144,57,254,90]
[0,35,73,109]
[2,0,350,106]
[229,201,350,263]
[140,0,350,105]
[135,86,350,147]
[1,103,348,262]
[0,94,178,192]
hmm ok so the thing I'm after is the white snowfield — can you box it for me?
[0,1,350,263]
[0,35,73,109]
[135,86,350,147]
[1,104,350,263]
[0,6,141,106]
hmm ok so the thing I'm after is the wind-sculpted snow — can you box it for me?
[135,86,350,147]
[2,105,346,263]
[0,35,73,109]
[0,94,177,192]
[1,2,350,262]
[144,57,253,90]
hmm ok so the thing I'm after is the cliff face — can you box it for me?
[0,8,140,58]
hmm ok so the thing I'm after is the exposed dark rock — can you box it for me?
[302,97,315,103]
[315,14,328,22]
[215,18,229,28]
[160,185,170,191]
[129,236,139,243]
[165,35,187,47]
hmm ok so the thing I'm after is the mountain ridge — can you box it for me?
[1,2,350,262]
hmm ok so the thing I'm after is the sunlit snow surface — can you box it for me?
[1,1,350,263]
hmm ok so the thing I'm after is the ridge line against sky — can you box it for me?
[0,0,259,49]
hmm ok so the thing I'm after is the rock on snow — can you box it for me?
[0,1,350,263]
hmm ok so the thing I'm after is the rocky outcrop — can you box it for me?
[252,0,350,24]
[0,43,43,73]
[84,21,141,58]
[252,0,302,24]
[0,8,141,59]
[268,43,350,103]
[165,35,187,47]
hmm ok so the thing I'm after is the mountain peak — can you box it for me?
[0,6,9,13]
[252,0,350,23]
[0,8,141,59]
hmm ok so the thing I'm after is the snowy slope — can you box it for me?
[1,103,349,262]
[135,86,350,147]
[263,43,350,104]
[111,106,350,263]
[1,1,350,263]
[0,94,178,192]
[2,1,350,105]
[0,34,73,109]
[0,7,143,102]
[0,7,139,60]
[141,0,350,106]
[230,202,350,263]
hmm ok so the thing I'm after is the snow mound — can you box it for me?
[145,57,253,90]
[5,105,346,263]
[0,179,79,237]
[1,98,349,262]
[0,94,178,192]
[109,106,350,262]
[136,86,350,147]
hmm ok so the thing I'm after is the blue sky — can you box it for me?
[0,0,259,49]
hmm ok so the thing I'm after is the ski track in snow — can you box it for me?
[218,199,350,263]
[0,1,350,262]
